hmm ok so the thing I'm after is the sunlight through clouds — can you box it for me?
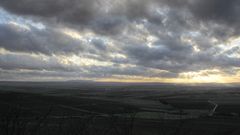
[0,1,240,83]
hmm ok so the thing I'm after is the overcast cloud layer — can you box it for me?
[0,0,240,83]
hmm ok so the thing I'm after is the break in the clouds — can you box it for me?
[0,0,240,83]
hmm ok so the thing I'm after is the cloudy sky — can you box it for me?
[0,0,240,83]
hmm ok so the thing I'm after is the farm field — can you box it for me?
[0,82,240,135]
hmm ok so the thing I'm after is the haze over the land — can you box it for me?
[0,0,240,83]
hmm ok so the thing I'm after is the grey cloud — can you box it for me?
[0,53,79,72]
[0,0,137,35]
[0,53,177,80]
[1,0,240,81]
[0,69,83,81]
[0,0,240,38]
[89,16,128,35]
[160,0,240,22]
[90,38,107,51]
[0,0,97,22]
[120,29,240,74]
[82,64,179,78]
[0,23,84,55]
[188,0,240,23]
[1,0,240,35]
[161,0,240,36]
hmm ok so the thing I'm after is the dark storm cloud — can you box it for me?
[0,0,96,22]
[2,0,239,21]
[188,0,240,23]
[1,0,239,39]
[90,16,128,35]
[161,0,240,36]
[0,0,149,20]
[0,0,140,35]
[161,0,240,21]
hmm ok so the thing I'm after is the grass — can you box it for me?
[0,82,240,135]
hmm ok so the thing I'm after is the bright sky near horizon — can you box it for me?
[0,0,240,83]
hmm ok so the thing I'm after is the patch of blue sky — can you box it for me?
[0,8,45,30]
[0,8,12,24]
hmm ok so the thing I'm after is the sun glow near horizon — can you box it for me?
[1,1,240,83]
